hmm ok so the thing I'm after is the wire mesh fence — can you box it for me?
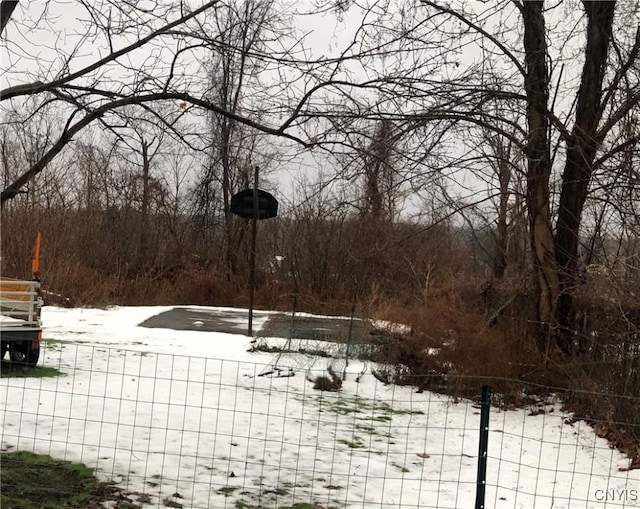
[1,341,639,509]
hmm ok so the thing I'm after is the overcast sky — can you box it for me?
[2,1,639,222]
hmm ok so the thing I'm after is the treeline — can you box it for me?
[0,199,475,312]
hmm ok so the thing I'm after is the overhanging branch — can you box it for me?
[0,91,312,205]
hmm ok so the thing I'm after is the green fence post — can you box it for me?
[475,384,492,509]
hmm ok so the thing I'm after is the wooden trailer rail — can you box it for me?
[0,278,42,326]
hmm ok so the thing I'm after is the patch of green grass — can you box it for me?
[0,450,97,508]
[281,481,309,488]
[308,395,423,422]
[42,339,64,351]
[276,504,330,509]
[265,487,290,496]
[218,486,238,497]
[337,436,366,449]
[377,402,424,416]
[235,502,338,509]
[321,396,370,415]
[234,486,334,509]
[0,361,63,378]
[354,423,392,439]
[391,462,410,473]
[45,338,91,346]
[354,424,376,433]
[0,451,146,508]
[162,496,184,508]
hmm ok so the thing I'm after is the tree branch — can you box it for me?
[419,0,527,78]
[0,0,220,101]
[1,90,312,204]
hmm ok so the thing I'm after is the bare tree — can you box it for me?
[110,124,164,269]
[200,0,284,276]
[0,1,313,205]
[380,0,640,355]
[360,118,398,222]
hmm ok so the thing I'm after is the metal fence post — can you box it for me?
[343,304,356,380]
[475,384,492,509]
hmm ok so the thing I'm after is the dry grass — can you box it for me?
[364,276,640,466]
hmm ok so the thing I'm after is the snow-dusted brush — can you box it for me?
[307,364,343,392]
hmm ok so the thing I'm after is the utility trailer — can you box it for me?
[0,233,43,367]
[0,278,43,366]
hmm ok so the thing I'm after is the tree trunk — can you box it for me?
[220,116,238,277]
[139,140,150,270]
[554,1,615,354]
[494,138,512,279]
[363,119,395,222]
[0,1,18,35]
[521,1,560,355]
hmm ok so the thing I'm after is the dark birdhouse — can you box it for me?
[230,189,278,219]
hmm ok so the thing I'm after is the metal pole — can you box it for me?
[248,165,259,336]
[344,303,356,380]
[290,295,297,337]
[475,384,492,509]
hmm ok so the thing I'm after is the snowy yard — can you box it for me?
[1,305,638,508]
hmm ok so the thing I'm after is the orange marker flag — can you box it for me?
[31,231,42,280]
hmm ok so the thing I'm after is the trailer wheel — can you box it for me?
[9,341,40,367]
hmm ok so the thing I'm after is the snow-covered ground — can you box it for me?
[1,305,638,509]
